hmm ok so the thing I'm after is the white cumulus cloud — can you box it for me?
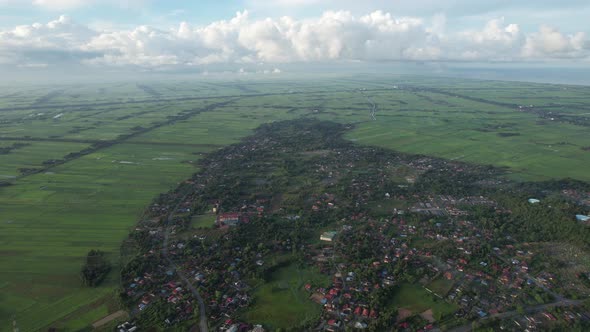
[522,26,587,58]
[0,10,588,69]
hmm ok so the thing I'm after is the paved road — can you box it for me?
[449,299,583,332]
[448,252,582,332]
[492,251,565,302]
[162,194,209,332]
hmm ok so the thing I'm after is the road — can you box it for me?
[449,299,583,332]
[162,193,209,332]
[491,251,565,302]
[447,252,584,331]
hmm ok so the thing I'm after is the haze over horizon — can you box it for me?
[1,0,589,83]
[3,2,590,331]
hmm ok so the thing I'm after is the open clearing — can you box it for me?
[390,283,459,320]
[242,263,329,330]
[0,77,589,330]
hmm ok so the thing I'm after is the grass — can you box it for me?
[342,87,590,182]
[0,83,302,330]
[191,214,216,229]
[426,277,456,297]
[0,77,589,329]
[58,303,109,330]
[389,283,458,318]
[0,141,91,178]
[367,199,408,217]
[242,263,329,330]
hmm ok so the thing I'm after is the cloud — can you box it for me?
[0,11,588,69]
[522,26,587,58]
[0,15,103,65]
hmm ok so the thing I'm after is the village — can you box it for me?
[118,120,590,331]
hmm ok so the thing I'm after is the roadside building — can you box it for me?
[217,213,241,226]
[320,231,337,242]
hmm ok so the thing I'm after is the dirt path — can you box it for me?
[92,310,127,328]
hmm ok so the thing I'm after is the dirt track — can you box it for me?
[92,310,127,328]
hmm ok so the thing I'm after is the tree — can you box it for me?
[80,249,111,287]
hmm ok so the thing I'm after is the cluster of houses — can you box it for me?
[124,267,196,325]
[410,195,497,216]
[218,321,266,332]
[311,193,338,212]
[561,189,590,207]
[498,308,590,331]
[305,262,382,330]
[117,321,138,332]
[300,197,588,331]
[119,122,590,331]
[527,194,590,223]
[214,198,269,227]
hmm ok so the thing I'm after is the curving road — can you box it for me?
[162,194,209,332]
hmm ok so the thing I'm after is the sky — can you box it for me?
[0,0,589,77]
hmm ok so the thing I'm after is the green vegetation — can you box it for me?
[427,277,455,297]
[243,264,329,330]
[0,76,589,329]
[191,214,216,229]
[81,250,112,287]
[55,303,110,331]
[389,283,458,317]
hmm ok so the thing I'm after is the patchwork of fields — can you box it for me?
[0,76,589,330]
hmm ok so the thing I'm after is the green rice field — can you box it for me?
[0,76,589,330]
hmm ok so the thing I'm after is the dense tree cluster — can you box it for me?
[81,249,111,287]
[120,119,590,330]
[0,142,30,154]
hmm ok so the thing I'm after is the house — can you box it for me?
[354,321,368,329]
[117,322,138,332]
[369,309,378,319]
[362,308,370,317]
[217,213,241,226]
[225,324,239,332]
[398,322,410,329]
[320,231,337,242]
[250,325,265,332]
[327,320,341,328]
